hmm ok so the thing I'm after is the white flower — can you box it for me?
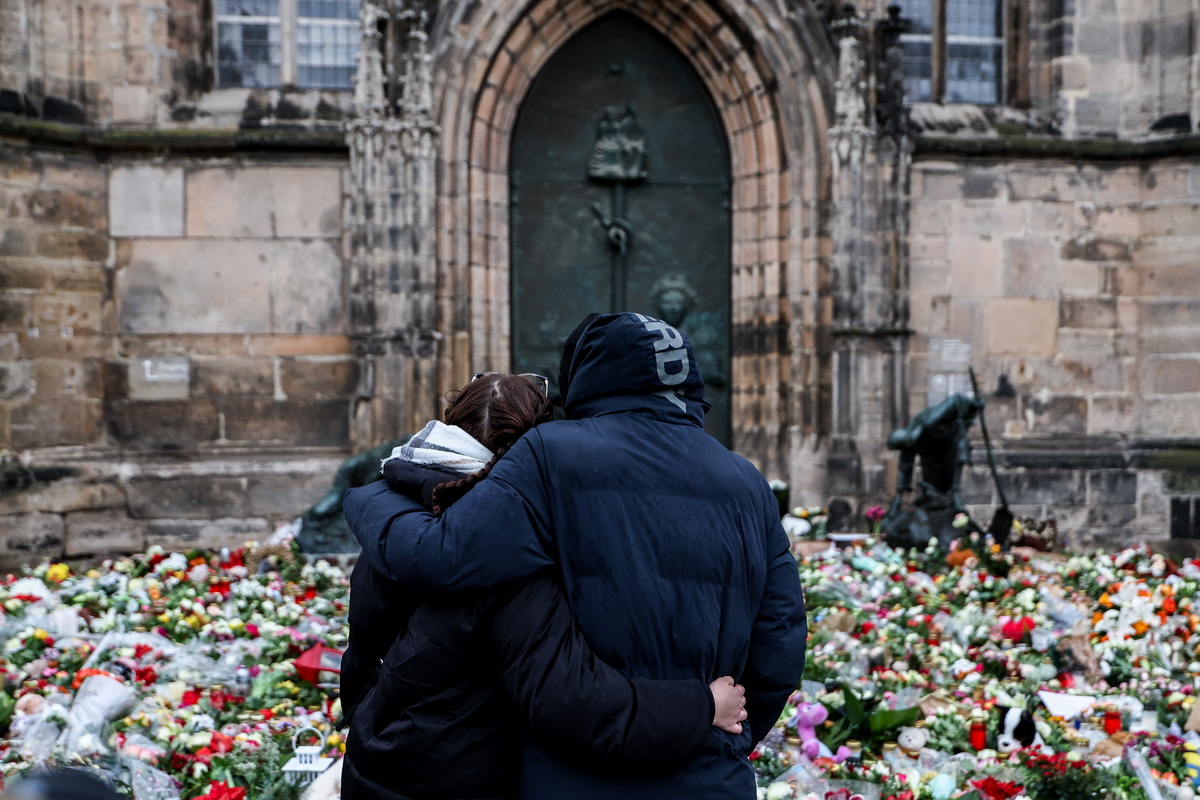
[162,554,187,572]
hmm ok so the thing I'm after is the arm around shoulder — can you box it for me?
[490,575,715,770]
[342,439,555,591]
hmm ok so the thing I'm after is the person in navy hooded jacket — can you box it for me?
[344,311,807,800]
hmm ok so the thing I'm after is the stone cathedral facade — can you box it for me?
[0,0,1198,563]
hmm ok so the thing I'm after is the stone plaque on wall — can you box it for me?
[927,338,972,406]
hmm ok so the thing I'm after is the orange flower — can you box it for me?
[72,668,119,691]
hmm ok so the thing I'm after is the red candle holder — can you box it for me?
[970,720,988,750]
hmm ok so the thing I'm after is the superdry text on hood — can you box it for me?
[559,311,709,426]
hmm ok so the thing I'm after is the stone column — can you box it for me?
[826,5,913,505]
[346,2,440,448]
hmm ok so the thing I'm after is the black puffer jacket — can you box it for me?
[341,465,716,800]
[346,312,807,800]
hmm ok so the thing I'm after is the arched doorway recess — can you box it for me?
[429,0,836,479]
[508,12,733,442]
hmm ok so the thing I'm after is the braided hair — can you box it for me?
[431,373,552,511]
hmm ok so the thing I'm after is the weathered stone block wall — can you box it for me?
[1029,0,1199,137]
[908,152,1200,549]
[0,0,349,129]
[0,141,354,567]
[0,0,206,123]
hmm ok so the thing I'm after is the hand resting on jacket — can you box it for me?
[709,676,748,734]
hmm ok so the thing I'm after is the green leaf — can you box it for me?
[823,718,852,751]
[868,705,921,733]
[839,683,865,725]
[0,691,14,732]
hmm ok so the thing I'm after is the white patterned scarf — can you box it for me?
[380,420,493,475]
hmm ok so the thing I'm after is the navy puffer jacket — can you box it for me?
[345,312,807,800]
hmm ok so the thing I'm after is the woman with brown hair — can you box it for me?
[340,372,746,800]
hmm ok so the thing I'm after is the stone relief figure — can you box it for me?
[650,275,726,389]
[588,107,621,178]
[297,437,409,553]
[588,103,648,182]
[881,393,985,550]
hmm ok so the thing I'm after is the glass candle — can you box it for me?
[970,720,988,751]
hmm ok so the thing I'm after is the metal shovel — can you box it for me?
[968,366,1013,546]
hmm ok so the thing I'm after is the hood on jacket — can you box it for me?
[559,312,708,427]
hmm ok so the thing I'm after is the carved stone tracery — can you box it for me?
[347,1,440,447]
[826,3,915,501]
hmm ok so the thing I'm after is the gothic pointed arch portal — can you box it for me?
[430,0,836,480]
[509,12,732,443]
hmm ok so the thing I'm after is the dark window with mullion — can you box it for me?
[216,19,281,88]
[215,0,359,89]
[899,0,1004,105]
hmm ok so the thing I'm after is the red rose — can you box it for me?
[195,780,246,800]
[1000,616,1036,643]
[181,690,202,707]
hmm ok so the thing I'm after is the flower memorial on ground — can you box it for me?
[0,537,347,799]
[1,527,1199,800]
[754,531,1200,800]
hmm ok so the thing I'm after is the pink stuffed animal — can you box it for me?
[794,703,852,763]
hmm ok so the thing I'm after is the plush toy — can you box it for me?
[1184,741,1200,790]
[995,705,1046,754]
[897,724,942,763]
[793,703,852,763]
[1088,730,1135,760]
[897,725,929,752]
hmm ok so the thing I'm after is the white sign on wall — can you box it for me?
[141,358,190,383]
[129,357,191,400]
[927,338,972,406]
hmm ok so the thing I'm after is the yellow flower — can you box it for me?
[45,563,69,583]
[184,614,201,628]
[32,628,48,641]
[157,613,170,624]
